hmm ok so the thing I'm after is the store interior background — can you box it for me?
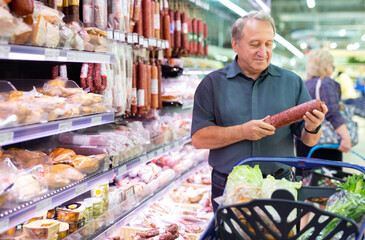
[206,0,365,167]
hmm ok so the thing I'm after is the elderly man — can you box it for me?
[191,11,327,211]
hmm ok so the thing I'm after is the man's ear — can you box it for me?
[231,38,238,53]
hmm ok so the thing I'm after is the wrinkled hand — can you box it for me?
[303,103,328,131]
[339,136,351,152]
[242,117,275,141]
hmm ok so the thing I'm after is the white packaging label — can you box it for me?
[137,89,144,107]
[56,0,63,7]
[131,88,137,105]
[60,64,67,79]
[154,14,160,29]
[182,23,188,34]
[175,20,181,31]
[83,5,94,24]
[80,63,89,78]
[151,79,158,94]
[100,64,107,77]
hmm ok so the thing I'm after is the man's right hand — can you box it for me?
[242,117,276,141]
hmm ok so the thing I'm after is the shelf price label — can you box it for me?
[133,33,138,44]
[0,218,9,233]
[147,152,155,160]
[157,39,162,48]
[118,164,127,175]
[75,183,88,196]
[120,32,126,42]
[164,145,171,152]
[36,198,52,213]
[91,116,102,125]
[127,34,133,44]
[0,132,14,146]
[139,155,148,164]
[45,49,60,61]
[58,122,72,133]
[139,36,144,45]
[156,148,164,156]
[0,46,10,58]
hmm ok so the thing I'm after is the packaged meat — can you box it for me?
[48,148,76,164]
[70,155,99,174]
[23,220,60,240]
[57,203,86,223]
[83,0,94,27]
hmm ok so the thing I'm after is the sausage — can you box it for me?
[142,0,151,38]
[146,64,152,111]
[154,0,160,39]
[163,13,171,58]
[133,0,141,22]
[83,0,94,27]
[192,18,197,55]
[157,63,162,109]
[187,16,192,54]
[263,99,324,129]
[93,63,102,91]
[52,65,59,79]
[203,22,208,56]
[168,9,174,50]
[137,61,146,114]
[80,63,88,89]
[150,0,155,38]
[158,232,173,240]
[131,63,138,114]
[160,7,165,39]
[100,64,107,91]
[181,12,188,52]
[165,224,178,235]
[151,64,158,109]
[197,20,203,56]
[136,229,159,238]
[174,10,181,50]
[87,63,95,92]
[68,0,79,22]
[11,0,34,16]
[129,0,135,21]
[134,7,143,36]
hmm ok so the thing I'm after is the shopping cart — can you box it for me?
[200,156,365,240]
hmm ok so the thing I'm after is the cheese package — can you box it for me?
[23,219,60,240]
[31,14,47,46]
[45,22,59,48]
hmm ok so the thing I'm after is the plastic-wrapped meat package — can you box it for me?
[83,0,94,27]
[156,169,175,187]
[112,43,127,115]
[94,0,108,29]
[109,0,122,30]
[58,133,108,146]
[102,62,114,110]
[125,45,133,114]
[137,165,155,183]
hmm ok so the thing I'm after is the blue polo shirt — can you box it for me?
[191,57,312,175]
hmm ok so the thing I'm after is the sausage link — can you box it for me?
[168,9,174,50]
[131,63,138,114]
[174,10,181,50]
[100,63,107,91]
[142,0,151,38]
[133,0,141,22]
[181,12,188,52]
[52,65,59,79]
[80,63,88,89]
[157,63,162,109]
[137,61,146,114]
[187,16,192,54]
[151,64,158,109]
[129,0,135,21]
[93,63,102,91]
[146,64,152,111]
[263,99,324,129]
[87,63,95,92]
[203,22,208,56]
[154,0,160,39]
[160,7,165,39]
[150,0,155,38]
[134,7,143,36]
[192,18,197,55]
[163,13,171,58]
[136,228,159,238]
[197,20,203,56]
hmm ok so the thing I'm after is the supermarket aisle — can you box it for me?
[343,116,365,167]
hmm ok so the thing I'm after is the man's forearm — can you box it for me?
[300,128,322,147]
[191,125,245,149]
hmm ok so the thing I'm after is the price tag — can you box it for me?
[124,186,135,199]
[165,40,170,49]
[0,132,14,146]
[0,219,9,233]
[149,38,156,47]
[139,155,148,164]
[157,39,162,48]
[133,33,138,44]
[120,32,126,42]
[139,36,144,45]
[127,34,133,44]
[114,31,120,41]
[164,145,171,152]
[161,41,165,49]
[0,45,10,58]
[91,116,102,125]
[147,152,155,160]
[75,183,88,196]
[36,198,52,213]
[144,39,149,48]
[107,30,113,40]
[58,122,72,133]
[156,148,164,156]
[118,164,127,175]
[44,49,60,61]
[66,51,78,61]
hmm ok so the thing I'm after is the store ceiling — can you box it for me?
[206,0,365,59]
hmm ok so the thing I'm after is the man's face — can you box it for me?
[232,19,274,79]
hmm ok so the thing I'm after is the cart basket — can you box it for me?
[200,157,365,240]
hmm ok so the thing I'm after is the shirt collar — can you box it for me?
[226,55,281,79]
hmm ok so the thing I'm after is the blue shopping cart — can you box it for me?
[200,156,365,240]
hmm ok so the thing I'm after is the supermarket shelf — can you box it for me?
[114,135,191,176]
[0,44,115,63]
[0,112,115,146]
[91,160,208,240]
[162,99,194,109]
[0,170,114,233]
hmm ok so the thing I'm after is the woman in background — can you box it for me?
[296,49,351,164]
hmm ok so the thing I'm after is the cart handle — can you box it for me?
[235,157,365,174]
[307,144,365,161]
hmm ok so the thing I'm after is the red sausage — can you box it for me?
[163,12,171,58]
[133,0,141,23]
[52,65,59,79]
[131,63,138,114]
[150,0,155,38]
[203,22,208,57]
[87,63,95,92]
[192,18,197,55]
[137,61,146,114]
[174,10,181,50]
[93,63,102,91]
[181,12,188,52]
[168,9,174,50]
[134,6,143,36]
[197,20,203,56]
[157,63,162,109]
[263,99,324,129]
[100,64,107,91]
[80,63,88,89]
[142,0,151,38]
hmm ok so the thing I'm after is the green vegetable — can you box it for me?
[225,165,263,194]
[338,173,365,197]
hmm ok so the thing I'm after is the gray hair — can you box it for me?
[231,10,276,42]
[306,49,334,80]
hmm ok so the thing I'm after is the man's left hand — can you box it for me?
[303,103,328,131]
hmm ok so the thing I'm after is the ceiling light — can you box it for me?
[300,42,308,49]
[361,34,365,41]
[217,0,304,58]
[253,0,271,13]
[347,44,353,51]
[353,42,360,50]
[306,0,315,8]
[339,29,346,37]
[330,42,337,49]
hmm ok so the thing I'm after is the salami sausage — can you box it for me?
[146,64,152,111]
[52,65,59,79]
[187,16,192,54]
[203,22,208,56]
[80,63,88,89]
[163,13,171,58]
[174,10,181,50]
[136,228,159,238]
[154,0,160,39]
[157,63,162,109]
[151,64,158,109]
[192,18,197,54]
[150,0,155,38]
[93,63,102,91]
[263,99,324,129]
[131,63,138,114]
[160,5,165,39]
[134,7,143,36]
[100,64,107,91]
[133,0,141,23]
[181,12,188,52]
[142,0,151,38]
[165,224,178,234]
[137,61,146,114]
[129,0,135,21]
[168,9,174,50]
[87,63,95,92]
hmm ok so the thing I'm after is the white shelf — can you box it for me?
[0,44,115,63]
